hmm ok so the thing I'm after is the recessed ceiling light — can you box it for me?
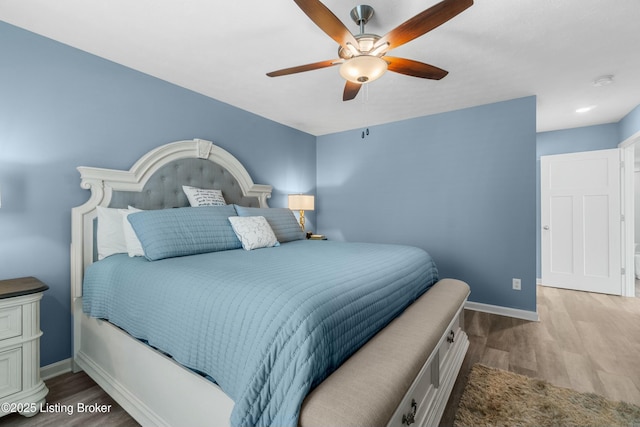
[576,105,596,113]
[593,75,614,87]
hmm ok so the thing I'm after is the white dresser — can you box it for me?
[0,277,49,418]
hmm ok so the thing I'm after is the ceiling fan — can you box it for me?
[266,0,473,101]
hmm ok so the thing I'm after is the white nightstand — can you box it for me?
[0,277,49,418]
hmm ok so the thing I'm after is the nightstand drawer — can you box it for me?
[0,347,22,399]
[0,306,22,341]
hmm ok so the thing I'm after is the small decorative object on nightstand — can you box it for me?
[0,277,49,418]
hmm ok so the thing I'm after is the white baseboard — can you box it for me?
[41,358,73,380]
[465,301,539,322]
[536,277,542,285]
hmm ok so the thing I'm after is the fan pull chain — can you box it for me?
[361,83,370,139]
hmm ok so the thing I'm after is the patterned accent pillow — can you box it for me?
[228,216,280,251]
[182,185,226,207]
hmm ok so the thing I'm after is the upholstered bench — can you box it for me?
[300,279,470,427]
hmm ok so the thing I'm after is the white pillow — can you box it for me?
[228,216,279,251]
[182,185,226,207]
[121,206,145,257]
[96,206,128,260]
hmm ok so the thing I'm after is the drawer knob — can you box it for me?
[447,330,455,343]
[401,399,417,425]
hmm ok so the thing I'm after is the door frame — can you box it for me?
[620,131,640,297]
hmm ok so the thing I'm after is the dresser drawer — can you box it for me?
[388,362,437,427]
[439,311,462,370]
[388,305,466,427]
[0,306,22,341]
[0,347,22,399]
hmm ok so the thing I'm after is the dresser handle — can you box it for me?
[402,399,417,425]
[447,330,455,343]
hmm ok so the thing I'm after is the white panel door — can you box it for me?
[541,149,622,295]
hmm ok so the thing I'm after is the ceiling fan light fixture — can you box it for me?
[370,42,390,57]
[266,0,474,101]
[339,55,388,84]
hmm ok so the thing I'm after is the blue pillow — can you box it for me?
[234,205,305,243]
[127,205,241,261]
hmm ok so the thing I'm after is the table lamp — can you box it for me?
[288,194,314,231]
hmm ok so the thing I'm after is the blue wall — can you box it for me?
[537,123,621,158]
[317,97,538,312]
[0,22,316,366]
[619,104,640,142]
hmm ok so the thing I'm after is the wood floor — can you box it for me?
[440,284,640,425]
[3,285,639,427]
[1,371,138,426]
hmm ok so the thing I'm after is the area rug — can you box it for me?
[454,364,640,427]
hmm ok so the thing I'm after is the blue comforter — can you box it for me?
[83,240,438,426]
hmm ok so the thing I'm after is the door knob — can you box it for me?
[543,226,549,230]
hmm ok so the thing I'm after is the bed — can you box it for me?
[70,138,470,427]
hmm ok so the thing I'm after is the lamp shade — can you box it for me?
[339,55,388,84]
[288,194,315,211]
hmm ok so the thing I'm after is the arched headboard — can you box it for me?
[70,138,272,299]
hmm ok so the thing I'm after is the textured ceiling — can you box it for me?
[2,0,640,136]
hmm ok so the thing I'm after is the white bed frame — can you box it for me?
[70,138,469,427]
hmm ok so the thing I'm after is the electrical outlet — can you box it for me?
[512,278,521,291]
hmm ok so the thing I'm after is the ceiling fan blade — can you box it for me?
[385,57,449,80]
[267,59,341,77]
[343,81,361,101]
[294,0,359,50]
[376,0,473,52]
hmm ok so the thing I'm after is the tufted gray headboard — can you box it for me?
[71,139,272,299]
[108,158,262,210]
